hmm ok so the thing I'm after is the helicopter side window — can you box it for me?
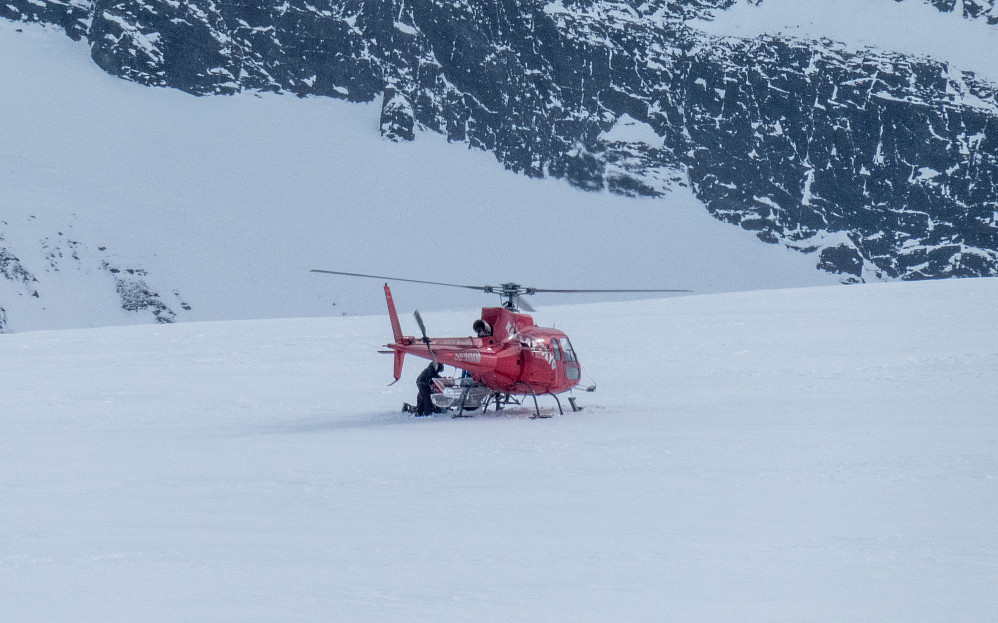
[552,339,562,361]
[560,338,577,363]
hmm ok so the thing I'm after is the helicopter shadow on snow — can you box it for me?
[242,404,588,437]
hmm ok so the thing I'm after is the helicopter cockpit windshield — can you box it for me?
[559,338,577,363]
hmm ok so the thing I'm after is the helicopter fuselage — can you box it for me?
[384,286,581,396]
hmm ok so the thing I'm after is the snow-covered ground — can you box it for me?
[694,0,998,83]
[0,18,842,332]
[2,277,996,621]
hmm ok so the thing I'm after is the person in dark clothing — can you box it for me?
[415,362,444,416]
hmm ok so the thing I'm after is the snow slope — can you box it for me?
[694,0,998,83]
[2,278,996,621]
[0,19,842,332]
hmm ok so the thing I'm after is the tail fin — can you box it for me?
[385,283,403,344]
[385,284,404,385]
[391,349,404,385]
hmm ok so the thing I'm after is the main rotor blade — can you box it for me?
[311,269,490,292]
[527,288,692,294]
[311,270,690,294]
[514,295,536,313]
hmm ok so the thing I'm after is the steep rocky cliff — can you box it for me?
[3,0,996,291]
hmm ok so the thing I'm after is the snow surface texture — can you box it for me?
[0,19,841,332]
[1,278,996,621]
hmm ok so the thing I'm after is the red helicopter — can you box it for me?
[312,270,689,417]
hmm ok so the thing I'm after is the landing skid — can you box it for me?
[528,389,556,419]
[408,390,582,419]
[487,390,581,419]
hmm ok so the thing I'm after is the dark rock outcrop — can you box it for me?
[3,0,997,284]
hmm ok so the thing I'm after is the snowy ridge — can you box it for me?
[695,0,998,82]
[0,212,187,330]
[1,278,996,620]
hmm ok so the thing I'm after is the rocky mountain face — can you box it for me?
[3,0,996,314]
[926,0,997,23]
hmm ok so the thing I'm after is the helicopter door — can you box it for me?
[522,341,556,388]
